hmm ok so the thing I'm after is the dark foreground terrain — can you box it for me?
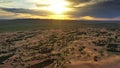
[0,19,120,68]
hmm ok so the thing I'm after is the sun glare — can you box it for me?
[48,0,69,14]
[33,0,71,19]
[42,0,70,14]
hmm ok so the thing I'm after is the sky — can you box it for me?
[0,0,120,20]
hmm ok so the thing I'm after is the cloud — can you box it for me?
[0,9,15,19]
[0,0,15,8]
[67,0,112,7]
[67,0,91,4]
[0,8,120,20]
[77,16,120,21]
[0,8,53,16]
[0,9,49,19]
[0,0,120,20]
[66,0,120,18]
[0,0,13,3]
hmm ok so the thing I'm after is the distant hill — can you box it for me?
[0,19,120,32]
[0,18,120,23]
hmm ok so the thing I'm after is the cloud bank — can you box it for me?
[0,0,120,20]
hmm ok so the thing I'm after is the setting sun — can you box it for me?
[43,0,70,14]
[30,0,71,19]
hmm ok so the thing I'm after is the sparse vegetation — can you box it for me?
[0,21,120,68]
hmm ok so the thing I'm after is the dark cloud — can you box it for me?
[0,8,52,16]
[67,0,111,5]
[67,0,91,4]
[66,0,120,18]
[66,0,113,8]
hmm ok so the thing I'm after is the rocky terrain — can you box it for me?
[0,28,120,68]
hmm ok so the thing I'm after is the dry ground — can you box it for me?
[0,28,120,68]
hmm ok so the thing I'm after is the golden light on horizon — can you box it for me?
[48,15,70,20]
